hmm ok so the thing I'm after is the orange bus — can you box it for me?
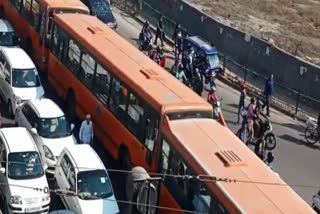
[0,0,89,72]
[46,13,314,214]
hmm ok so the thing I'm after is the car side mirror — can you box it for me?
[31,128,38,134]
[70,123,75,131]
[0,167,5,174]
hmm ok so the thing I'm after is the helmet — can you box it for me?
[250,97,256,104]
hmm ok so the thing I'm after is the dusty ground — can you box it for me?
[186,0,320,66]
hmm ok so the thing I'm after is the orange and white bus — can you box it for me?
[0,0,89,72]
[46,13,314,214]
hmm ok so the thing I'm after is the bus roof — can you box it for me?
[38,0,89,13]
[168,119,314,214]
[54,14,211,113]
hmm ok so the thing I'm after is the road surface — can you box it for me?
[112,7,320,204]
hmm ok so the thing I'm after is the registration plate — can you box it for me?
[25,206,41,212]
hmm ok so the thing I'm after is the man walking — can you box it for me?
[79,114,93,145]
[262,74,274,117]
[237,83,247,124]
[154,16,164,47]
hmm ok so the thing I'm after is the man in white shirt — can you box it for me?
[79,114,93,145]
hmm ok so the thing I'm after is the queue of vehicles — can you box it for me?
[0,17,119,214]
[0,0,316,213]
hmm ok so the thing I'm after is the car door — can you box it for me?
[56,153,79,212]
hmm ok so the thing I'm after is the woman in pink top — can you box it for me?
[247,97,256,140]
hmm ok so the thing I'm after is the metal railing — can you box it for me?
[113,0,320,117]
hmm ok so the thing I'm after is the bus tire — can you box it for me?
[118,145,131,171]
[66,90,76,122]
[26,38,33,57]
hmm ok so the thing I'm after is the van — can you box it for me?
[0,127,50,214]
[55,144,119,213]
[0,47,44,117]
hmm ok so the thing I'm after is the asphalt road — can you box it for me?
[111,7,320,204]
[0,6,318,213]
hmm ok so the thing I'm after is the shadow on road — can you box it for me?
[279,134,304,145]
[273,122,305,132]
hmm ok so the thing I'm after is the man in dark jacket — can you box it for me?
[154,16,164,47]
[262,74,274,117]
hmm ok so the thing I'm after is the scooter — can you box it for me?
[138,32,152,52]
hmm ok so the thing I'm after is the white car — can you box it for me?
[55,144,119,214]
[0,47,45,117]
[0,127,50,214]
[15,98,76,174]
[0,19,19,47]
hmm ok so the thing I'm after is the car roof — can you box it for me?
[0,19,14,32]
[185,36,217,55]
[1,128,38,153]
[1,47,35,69]
[65,144,104,171]
[28,98,65,118]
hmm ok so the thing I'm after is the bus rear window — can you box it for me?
[166,111,212,120]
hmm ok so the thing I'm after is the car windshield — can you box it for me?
[12,68,40,88]
[91,0,111,14]
[8,152,44,180]
[38,116,71,138]
[0,31,17,46]
[77,170,113,200]
[207,54,219,69]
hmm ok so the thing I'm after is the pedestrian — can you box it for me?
[175,63,189,86]
[172,23,180,52]
[262,74,274,117]
[154,15,164,47]
[159,48,166,68]
[193,68,203,96]
[247,97,257,141]
[237,83,247,124]
[79,114,93,145]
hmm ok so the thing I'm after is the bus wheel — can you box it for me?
[118,145,131,171]
[26,38,33,57]
[66,91,76,122]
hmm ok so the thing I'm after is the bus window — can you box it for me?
[66,39,81,75]
[39,10,46,40]
[30,0,42,32]
[79,51,96,88]
[126,92,144,139]
[22,0,32,17]
[93,63,111,105]
[144,110,158,152]
[109,78,128,121]
[47,11,54,38]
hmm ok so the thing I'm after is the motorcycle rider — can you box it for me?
[193,68,203,96]
[139,21,152,51]
[247,97,257,141]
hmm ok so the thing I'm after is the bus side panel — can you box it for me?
[48,54,150,170]
[158,184,182,214]
[2,1,46,71]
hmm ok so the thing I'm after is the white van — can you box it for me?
[0,127,50,214]
[0,47,44,117]
[55,144,119,214]
[0,19,19,47]
[15,98,76,174]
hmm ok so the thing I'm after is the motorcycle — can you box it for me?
[305,116,320,145]
[138,32,152,52]
[236,114,276,150]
